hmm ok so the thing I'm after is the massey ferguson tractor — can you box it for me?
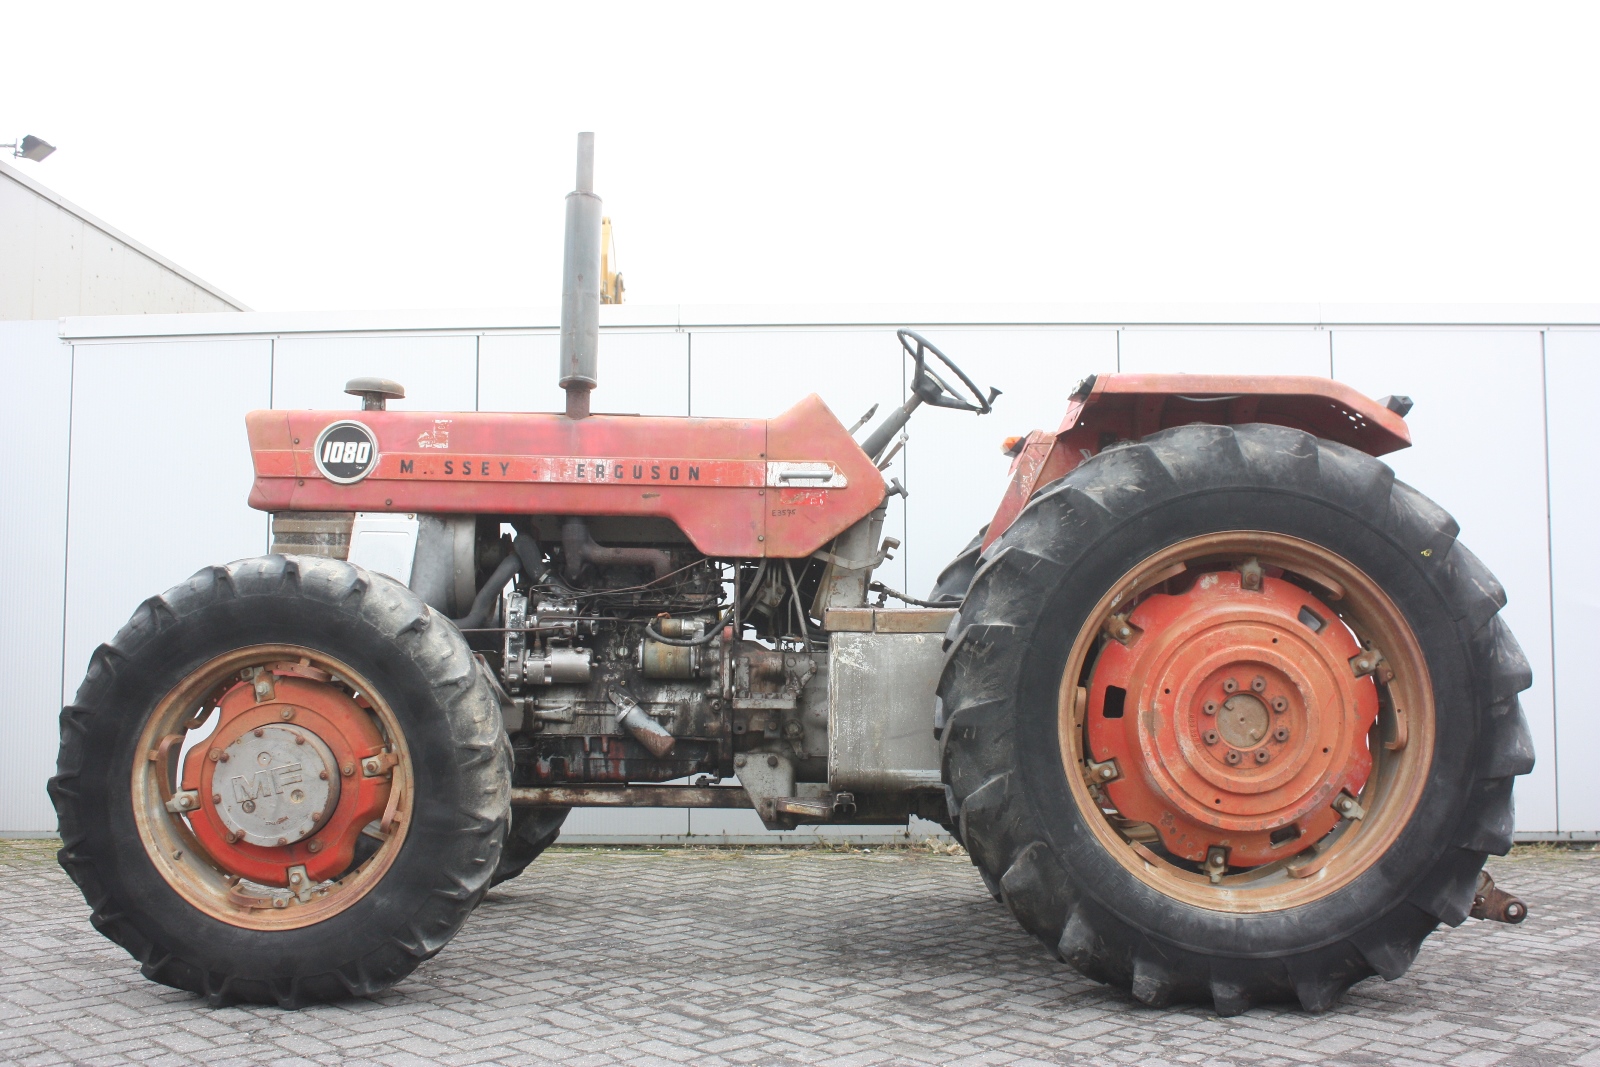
[50,135,1533,1014]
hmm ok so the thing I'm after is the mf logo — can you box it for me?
[230,763,304,804]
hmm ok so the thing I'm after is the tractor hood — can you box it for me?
[245,393,887,560]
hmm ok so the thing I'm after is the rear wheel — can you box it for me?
[50,555,510,1006]
[928,526,988,606]
[939,424,1534,1012]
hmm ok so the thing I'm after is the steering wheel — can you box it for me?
[898,330,1000,414]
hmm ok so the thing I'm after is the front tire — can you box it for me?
[491,807,570,887]
[939,424,1534,1013]
[49,555,511,1006]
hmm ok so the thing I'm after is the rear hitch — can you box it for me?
[1470,870,1529,924]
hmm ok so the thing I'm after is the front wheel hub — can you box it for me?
[178,668,393,887]
[210,723,341,846]
[1086,569,1379,866]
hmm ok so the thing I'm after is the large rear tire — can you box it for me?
[939,424,1534,1013]
[928,526,988,606]
[49,555,511,1006]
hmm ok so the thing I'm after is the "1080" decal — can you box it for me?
[313,421,379,484]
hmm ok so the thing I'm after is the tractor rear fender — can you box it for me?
[981,373,1412,551]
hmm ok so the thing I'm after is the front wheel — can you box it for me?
[939,424,1535,1013]
[50,555,510,1006]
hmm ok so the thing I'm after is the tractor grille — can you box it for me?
[270,512,355,559]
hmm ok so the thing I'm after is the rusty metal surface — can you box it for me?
[1470,869,1530,924]
[509,785,751,808]
[823,607,957,633]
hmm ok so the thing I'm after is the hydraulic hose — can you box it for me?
[452,553,522,629]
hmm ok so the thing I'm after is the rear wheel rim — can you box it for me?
[131,644,413,930]
[1057,532,1434,912]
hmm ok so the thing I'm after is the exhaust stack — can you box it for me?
[559,132,602,419]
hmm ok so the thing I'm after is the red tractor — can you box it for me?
[50,136,1532,1013]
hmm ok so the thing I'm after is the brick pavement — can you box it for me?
[1,839,1597,1066]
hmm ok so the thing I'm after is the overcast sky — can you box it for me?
[5,3,1597,312]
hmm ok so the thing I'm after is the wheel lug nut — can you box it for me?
[1222,678,1237,693]
[1203,702,1217,716]
[280,707,295,721]
[308,840,323,853]
[253,728,264,738]
[1272,697,1288,713]
[342,763,355,776]
[1254,749,1271,764]
[1203,730,1219,745]
[319,770,329,781]
[1251,676,1266,692]
[1273,725,1290,742]
[1225,749,1242,765]
[294,734,305,745]
[211,793,221,804]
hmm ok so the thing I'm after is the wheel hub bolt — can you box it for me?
[1271,696,1288,713]
[342,763,355,776]
[253,728,264,738]
[1225,750,1242,765]
[1202,701,1217,716]
[1251,675,1266,692]
[280,707,295,721]
[308,840,323,853]
[1222,678,1238,693]
[1273,725,1290,742]
[211,793,221,804]
[1203,730,1219,745]
[1254,749,1271,764]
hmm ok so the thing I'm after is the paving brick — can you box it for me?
[1,842,1598,1064]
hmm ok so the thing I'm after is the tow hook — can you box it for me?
[1470,870,1528,924]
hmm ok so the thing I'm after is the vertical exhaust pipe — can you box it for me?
[560,132,602,419]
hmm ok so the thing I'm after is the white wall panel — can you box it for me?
[898,328,1117,599]
[0,322,72,831]
[3,316,1592,837]
[62,340,272,708]
[688,328,909,589]
[479,331,690,416]
[1543,331,1600,835]
[1332,329,1557,832]
[271,334,476,412]
[1120,328,1331,376]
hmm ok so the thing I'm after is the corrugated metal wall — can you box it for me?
[3,317,1592,840]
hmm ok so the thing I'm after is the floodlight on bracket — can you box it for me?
[4,135,56,162]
